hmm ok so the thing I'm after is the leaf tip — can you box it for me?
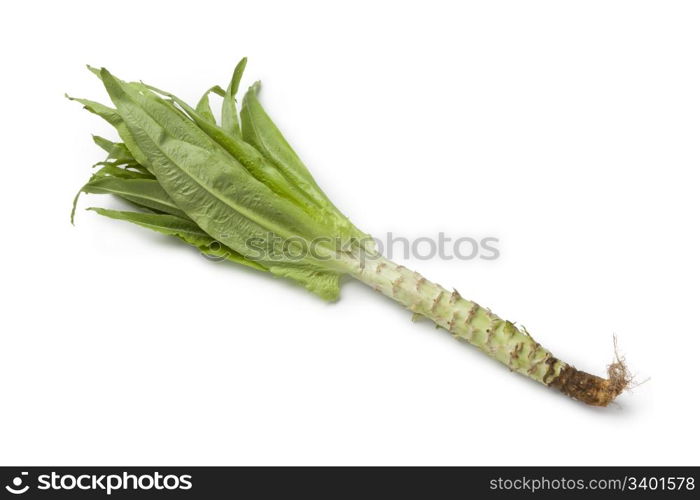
[85,64,104,79]
[249,80,261,95]
[70,189,84,225]
[227,57,249,97]
[210,85,226,97]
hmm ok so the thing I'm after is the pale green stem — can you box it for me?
[341,254,567,386]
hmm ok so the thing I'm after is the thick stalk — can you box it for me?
[342,254,627,406]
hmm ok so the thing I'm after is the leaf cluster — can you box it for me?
[70,59,370,300]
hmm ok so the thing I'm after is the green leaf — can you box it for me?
[88,207,267,271]
[81,177,188,217]
[125,164,154,177]
[146,82,370,251]
[240,84,373,246]
[210,85,226,97]
[240,82,319,188]
[93,162,153,180]
[73,64,365,300]
[66,94,153,172]
[221,57,247,137]
[72,160,151,225]
[145,85,322,213]
[195,86,224,125]
[268,265,340,301]
[92,135,135,163]
[98,69,338,265]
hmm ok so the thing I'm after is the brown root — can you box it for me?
[549,342,631,406]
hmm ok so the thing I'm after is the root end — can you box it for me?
[551,357,630,407]
[549,336,632,407]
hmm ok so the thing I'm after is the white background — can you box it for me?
[1,0,698,466]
